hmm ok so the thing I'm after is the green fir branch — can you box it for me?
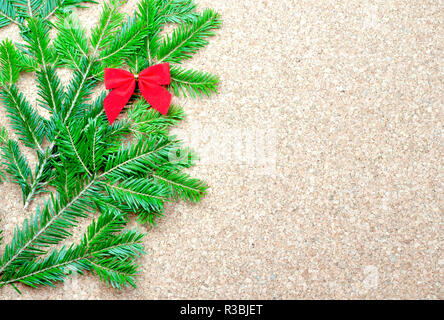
[0,132,179,275]
[36,64,65,113]
[101,178,168,213]
[0,127,6,182]
[24,1,125,207]
[54,12,89,69]
[0,85,45,152]
[157,8,221,64]
[89,0,125,52]
[169,65,219,98]
[157,0,198,25]
[12,0,40,19]
[98,15,147,66]
[20,17,55,66]
[128,100,185,137]
[40,1,97,21]
[0,0,20,28]
[0,177,98,275]
[152,169,208,203]
[0,0,95,30]
[0,40,21,85]
[1,139,32,198]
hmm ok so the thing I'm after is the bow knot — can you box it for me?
[103,63,172,124]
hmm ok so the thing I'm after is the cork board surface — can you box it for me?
[0,0,442,299]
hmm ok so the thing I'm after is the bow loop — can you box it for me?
[139,63,171,85]
[104,68,135,89]
[103,63,172,124]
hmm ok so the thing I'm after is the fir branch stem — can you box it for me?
[0,11,22,26]
[92,128,98,173]
[64,122,92,176]
[41,66,57,110]
[23,150,53,209]
[23,176,40,209]
[5,46,13,83]
[27,0,33,18]
[97,28,143,62]
[66,26,88,58]
[64,62,93,122]
[157,22,205,64]
[0,256,82,286]
[100,140,175,177]
[157,0,174,16]
[42,1,65,21]
[23,140,56,209]
[91,4,115,57]
[146,38,152,66]
[104,182,165,200]
[152,173,201,193]
[9,144,28,187]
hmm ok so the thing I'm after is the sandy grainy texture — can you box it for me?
[0,0,442,299]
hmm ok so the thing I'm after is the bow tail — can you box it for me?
[139,81,172,115]
[104,81,136,124]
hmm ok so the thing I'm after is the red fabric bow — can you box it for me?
[103,63,172,124]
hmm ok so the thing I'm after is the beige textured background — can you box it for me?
[0,0,443,299]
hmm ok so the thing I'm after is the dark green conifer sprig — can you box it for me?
[0,212,144,289]
[0,0,220,292]
[156,8,220,64]
[1,139,32,197]
[1,85,46,151]
[0,126,7,182]
[128,100,185,137]
[0,0,97,29]
[169,65,219,98]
